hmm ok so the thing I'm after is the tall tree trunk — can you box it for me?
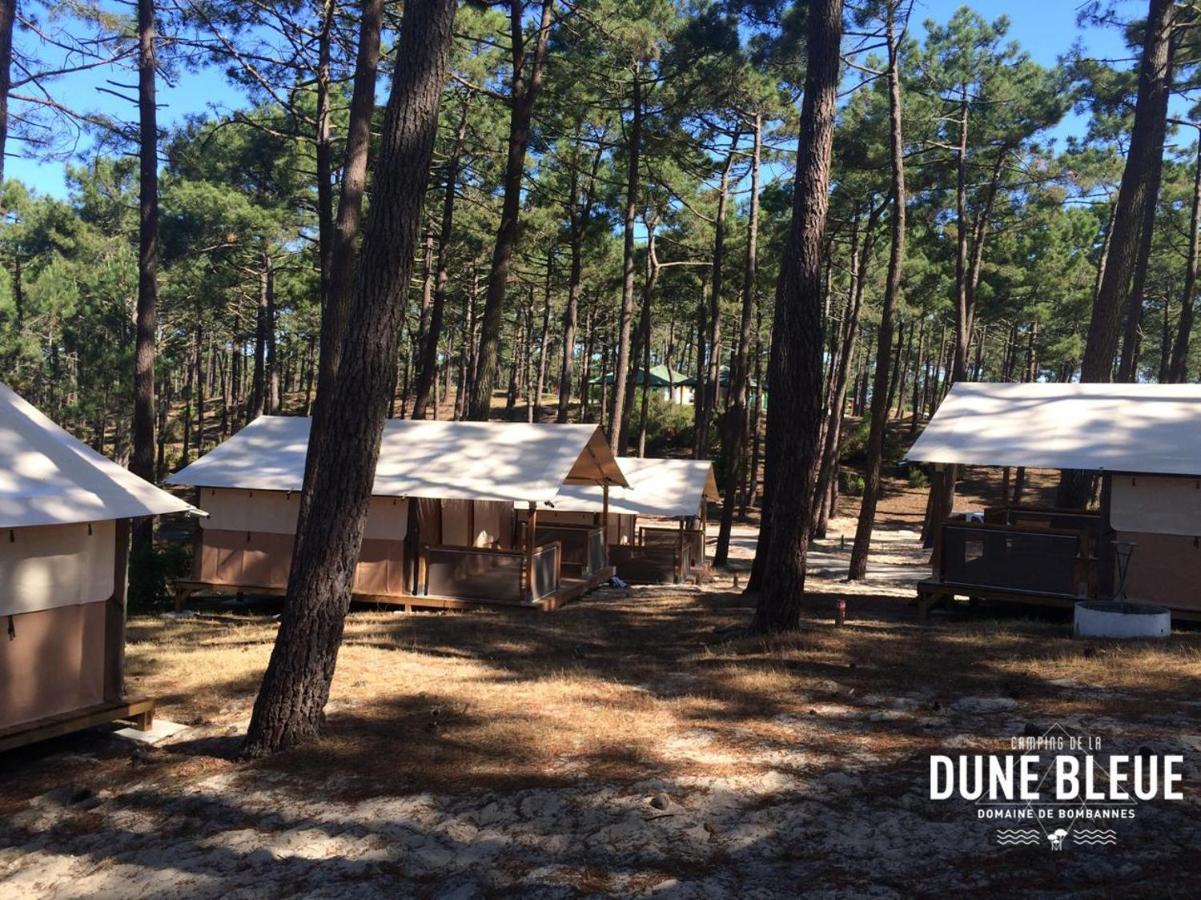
[130,0,158,576]
[244,0,456,758]
[751,0,842,632]
[468,0,555,421]
[267,262,279,412]
[1059,0,1174,509]
[848,1,906,583]
[314,0,335,318]
[534,256,553,421]
[557,142,603,423]
[714,113,761,565]
[413,90,472,418]
[0,0,14,187]
[252,255,269,419]
[1169,133,1201,381]
[295,0,384,536]
[811,201,881,539]
[697,137,738,457]
[609,63,642,452]
[1081,0,1175,381]
[951,89,970,381]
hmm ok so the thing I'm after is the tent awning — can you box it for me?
[551,456,718,518]
[0,382,195,528]
[166,417,627,502]
[906,382,1201,476]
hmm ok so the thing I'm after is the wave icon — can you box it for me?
[995,829,1041,846]
[1073,829,1118,846]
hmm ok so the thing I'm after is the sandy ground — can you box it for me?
[3,490,1201,897]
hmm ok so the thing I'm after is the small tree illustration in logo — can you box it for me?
[1048,828,1069,851]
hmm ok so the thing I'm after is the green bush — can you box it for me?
[128,538,193,613]
[907,466,929,488]
[643,392,695,455]
[842,471,866,496]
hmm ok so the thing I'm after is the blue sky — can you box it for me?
[8,0,1140,197]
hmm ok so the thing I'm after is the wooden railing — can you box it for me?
[937,522,1095,599]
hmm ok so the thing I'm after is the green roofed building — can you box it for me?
[590,365,693,405]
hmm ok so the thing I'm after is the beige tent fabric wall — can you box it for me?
[441,500,471,546]
[0,521,115,617]
[199,489,407,541]
[1117,530,1201,611]
[1111,475,1201,537]
[200,488,300,534]
[0,600,106,729]
[197,529,408,597]
[366,497,409,541]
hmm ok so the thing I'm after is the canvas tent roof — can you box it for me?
[167,417,627,503]
[906,382,1201,476]
[551,456,718,518]
[0,381,194,528]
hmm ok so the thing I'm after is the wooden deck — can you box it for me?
[917,579,1201,623]
[0,698,156,753]
[172,566,615,615]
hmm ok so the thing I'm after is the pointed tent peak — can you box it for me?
[167,416,626,502]
[906,381,1201,476]
[0,381,195,529]
[551,456,718,518]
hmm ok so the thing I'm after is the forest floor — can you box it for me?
[3,470,1201,897]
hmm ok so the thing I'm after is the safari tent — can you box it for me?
[541,456,718,583]
[0,383,194,751]
[907,382,1201,619]
[166,417,626,611]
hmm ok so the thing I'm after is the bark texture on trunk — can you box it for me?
[293,0,385,543]
[131,0,158,567]
[1081,0,1174,383]
[714,114,760,566]
[848,2,906,582]
[609,64,642,452]
[0,0,14,187]
[1169,132,1201,382]
[413,90,472,419]
[751,0,842,634]
[243,0,456,758]
[468,0,554,421]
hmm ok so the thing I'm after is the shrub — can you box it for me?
[907,466,929,488]
[128,538,193,613]
[643,392,695,455]
[842,471,866,496]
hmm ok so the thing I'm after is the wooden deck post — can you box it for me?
[526,501,538,602]
[677,519,685,583]
[602,482,610,547]
[105,518,131,703]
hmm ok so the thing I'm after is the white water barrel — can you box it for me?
[1073,601,1171,639]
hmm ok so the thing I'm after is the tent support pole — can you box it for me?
[526,501,537,602]
[602,482,610,548]
[106,518,131,703]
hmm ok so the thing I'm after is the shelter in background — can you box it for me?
[541,456,718,584]
[680,367,764,409]
[0,383,193,751]
[908,382,1201,620]
[166,418,626,612]
[590,366,693,405]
